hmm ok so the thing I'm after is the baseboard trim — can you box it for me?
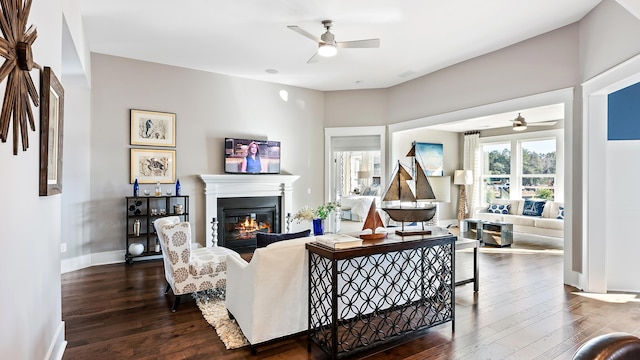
[61,250,126,274]
[45,321,66,360]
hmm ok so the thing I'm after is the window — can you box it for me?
[479,134,560,205]
[480,142,511,204]
[521,139,556,200]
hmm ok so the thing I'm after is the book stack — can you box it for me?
[315,234,363,249]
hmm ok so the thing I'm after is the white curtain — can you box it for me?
[463,132,480,215]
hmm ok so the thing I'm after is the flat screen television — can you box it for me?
[225,138,281,174]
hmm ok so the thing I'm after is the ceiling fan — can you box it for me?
[287,20,380,63]
[511,113,557,131]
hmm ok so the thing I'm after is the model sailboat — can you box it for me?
[359,201,387,240]
[381,145,437,236]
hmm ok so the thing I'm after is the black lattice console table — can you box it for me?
[306,234,456,359]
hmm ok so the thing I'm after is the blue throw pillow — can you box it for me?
[523,200,546,217]
[557,206,564,220]
[487,203,510,214]
[256,229,311,248]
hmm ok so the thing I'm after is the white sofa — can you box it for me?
[225,235,316,351]
[474,199,564,238]
[225,227,453,352]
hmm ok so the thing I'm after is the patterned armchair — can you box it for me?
[154,216,242,311]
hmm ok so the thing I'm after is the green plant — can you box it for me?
[535,188,554,200]
[293,201,341,222]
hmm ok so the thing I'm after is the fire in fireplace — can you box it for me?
[217,196,281,253]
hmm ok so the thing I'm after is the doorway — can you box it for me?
[324,126,386,232]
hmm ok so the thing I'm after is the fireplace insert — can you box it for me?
[217,196,281,253]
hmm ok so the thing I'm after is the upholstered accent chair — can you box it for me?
[154,216,242,312]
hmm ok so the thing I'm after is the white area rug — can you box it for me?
[192,290,249,349]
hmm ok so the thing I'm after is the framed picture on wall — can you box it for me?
[39,67,65,196]
[415,142,444,176]
[130,148,176,184]
[130,109,176,147]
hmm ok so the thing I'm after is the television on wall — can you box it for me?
[224,138,281,174]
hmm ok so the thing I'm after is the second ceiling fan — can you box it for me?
[511,113,557,131]
[288,20,380,63]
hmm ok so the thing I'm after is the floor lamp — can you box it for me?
[454,170,473,226]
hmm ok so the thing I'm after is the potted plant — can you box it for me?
[293,201,341,235]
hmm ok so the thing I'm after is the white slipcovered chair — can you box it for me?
[154,216,242,311]
[225,235,315,353]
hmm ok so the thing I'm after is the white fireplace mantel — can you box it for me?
[199,174,300,247]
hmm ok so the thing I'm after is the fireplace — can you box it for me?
[217,196,281,253]
[199,174,300,247]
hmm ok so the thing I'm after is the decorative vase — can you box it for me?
[313,218,324,235]
[128,242,144,256]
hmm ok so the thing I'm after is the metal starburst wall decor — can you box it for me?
[0,0,40,155]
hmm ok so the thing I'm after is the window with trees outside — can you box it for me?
[480,137,557,205]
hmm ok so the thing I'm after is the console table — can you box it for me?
[306,234,455,359]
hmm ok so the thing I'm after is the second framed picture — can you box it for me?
[131,148,176,184]
[130,109,176,147]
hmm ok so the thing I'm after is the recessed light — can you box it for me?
[265,69,278,74]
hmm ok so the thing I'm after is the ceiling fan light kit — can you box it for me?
[513,124,527,131]
[318,43,337,57]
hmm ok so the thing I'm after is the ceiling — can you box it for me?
[78,0,601,92]
[426,103,565,132]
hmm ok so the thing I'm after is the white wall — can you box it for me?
[579,0,640,292]
[0,0,69,358]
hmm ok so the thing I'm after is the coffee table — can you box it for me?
[481,221,513,247]
[461,219,513,247]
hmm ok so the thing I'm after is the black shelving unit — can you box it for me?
[125,195,189,264]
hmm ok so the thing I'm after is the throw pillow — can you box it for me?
[487,203,510,214]
[256,229,311,248]
[557,206,565,220]
[522,200,546,217]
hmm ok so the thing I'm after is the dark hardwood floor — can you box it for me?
[61,243,640,360]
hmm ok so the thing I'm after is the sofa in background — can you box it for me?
[474,199,564,238]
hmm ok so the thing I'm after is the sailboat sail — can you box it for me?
[382,162,416,203]
[414,161,436,200]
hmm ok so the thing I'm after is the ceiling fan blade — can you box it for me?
[529,121,558,127]
[287,25,321,43]
[337,38,380,48]
[306,51,320,64]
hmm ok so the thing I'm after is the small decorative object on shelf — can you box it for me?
[176,179,181,196]
[143,189,150,196]
[133,179,139,197]
[155,238,160,252]
[128,242,144,256]
[174,204,184,214]
[155,181,162,196]
[133,219,141,236]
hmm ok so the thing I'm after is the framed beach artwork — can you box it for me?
[130,148,176,184]
[415,142,444,176]
[130,109,176,147]
[39,67,65,196]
